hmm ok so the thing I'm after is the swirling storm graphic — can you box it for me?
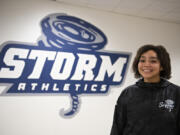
[39,13,107,117]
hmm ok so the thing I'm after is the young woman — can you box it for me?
[110,45,180,135]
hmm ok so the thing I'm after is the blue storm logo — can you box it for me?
[0,13,131,117]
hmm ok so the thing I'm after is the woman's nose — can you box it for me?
[144,61,151,66]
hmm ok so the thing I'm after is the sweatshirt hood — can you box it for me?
[136,78,171,88]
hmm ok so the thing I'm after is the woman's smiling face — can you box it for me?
[138,50,163,83]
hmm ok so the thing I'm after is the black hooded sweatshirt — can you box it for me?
[110,79,180,135]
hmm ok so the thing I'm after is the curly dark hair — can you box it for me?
[132,44,171,79]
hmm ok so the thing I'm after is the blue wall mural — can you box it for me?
[0,13,131,117]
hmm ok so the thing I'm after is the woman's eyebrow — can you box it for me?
[149,56,158,60]
[140,56,158,59]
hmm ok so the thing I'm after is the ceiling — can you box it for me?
[55,0,180,24]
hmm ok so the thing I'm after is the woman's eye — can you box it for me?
[139,59,145,63]
[150,60,157,63]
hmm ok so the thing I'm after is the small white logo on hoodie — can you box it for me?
[159,99,174,112]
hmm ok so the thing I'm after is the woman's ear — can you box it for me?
[160,66,163,71]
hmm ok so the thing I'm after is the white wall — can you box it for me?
[0,0,180,135]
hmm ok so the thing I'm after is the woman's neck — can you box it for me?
[143,77,161,83]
